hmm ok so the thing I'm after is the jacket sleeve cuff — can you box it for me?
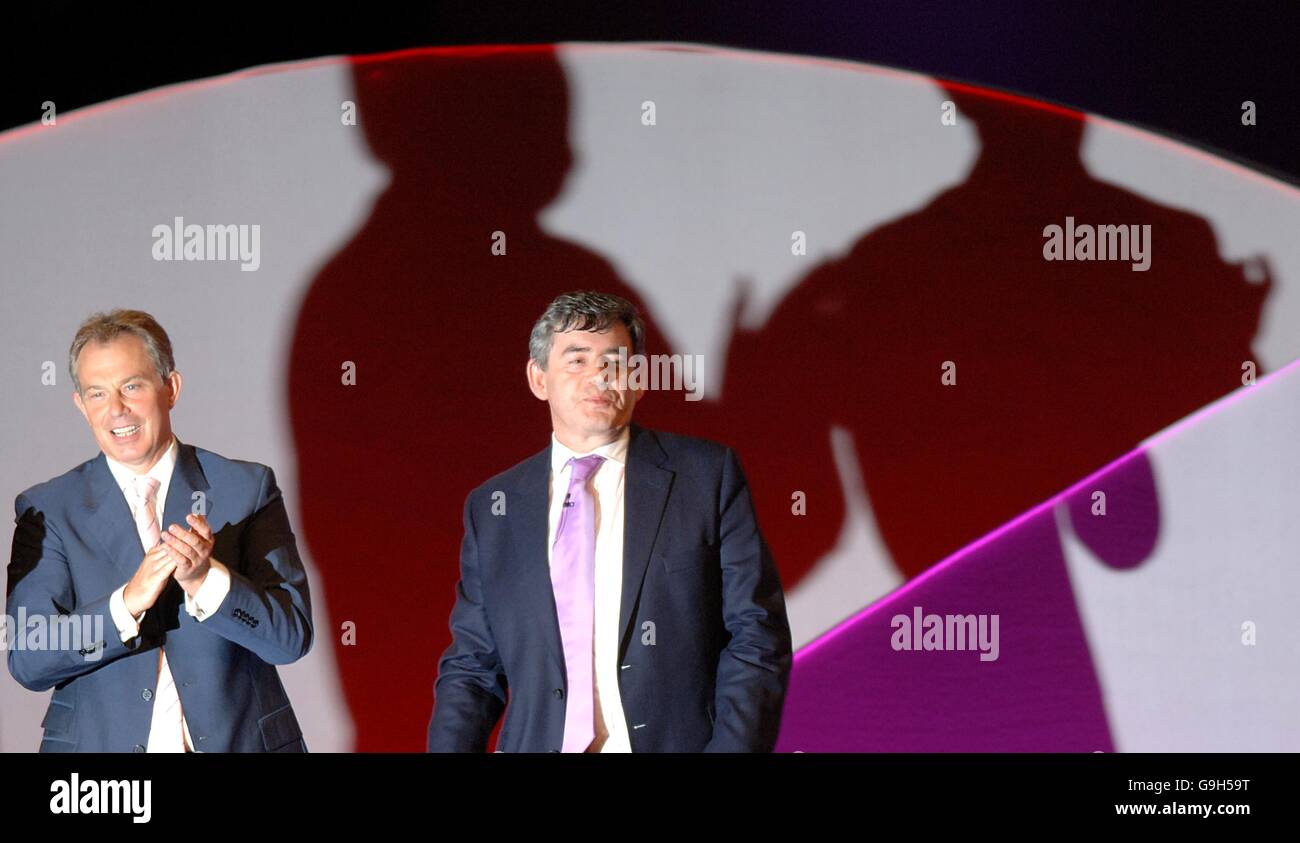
[185,558,231,621]
[109,584,145,643]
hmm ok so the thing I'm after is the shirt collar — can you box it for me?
[550,425,630,475]
[104,434,179,494]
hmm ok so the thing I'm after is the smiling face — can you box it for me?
[526,322,643,451]
[72,334,181,473]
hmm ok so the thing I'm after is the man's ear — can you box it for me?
[526,358,549,401]
[72,389,89,424]
[166,370,183,409]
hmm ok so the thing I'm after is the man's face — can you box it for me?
[72,335,181,472]
[527,323,642,443]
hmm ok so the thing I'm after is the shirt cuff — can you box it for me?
[185,558,231,621]
[109,584,145,643]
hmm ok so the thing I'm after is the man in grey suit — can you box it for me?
[6,309,312,751]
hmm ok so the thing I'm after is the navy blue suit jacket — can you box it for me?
[427,424,792,752]
[6,440,313,752]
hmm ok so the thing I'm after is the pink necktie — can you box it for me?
[133,476,187,752]
[551,455,604,753]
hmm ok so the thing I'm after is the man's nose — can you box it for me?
[108,391,127,415]
[590,365,614,390]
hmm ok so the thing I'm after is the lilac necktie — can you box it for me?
[552,454,605,753]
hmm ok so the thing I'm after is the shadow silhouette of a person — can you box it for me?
[720,83,1270,596]
[287,48,681,751]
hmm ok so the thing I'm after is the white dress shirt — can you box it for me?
[105,434,231,751]
[547,426,631,752]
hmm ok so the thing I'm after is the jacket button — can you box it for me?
[141,689,153,701]
[553,688,564,699]
[133,744,145,753]
[550,749,560,753]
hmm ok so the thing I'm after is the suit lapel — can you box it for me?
[162,439,211,538]
[156,440,211,627]
[618,424,673,653]
[84,453,143,583]
[505,443,564,674]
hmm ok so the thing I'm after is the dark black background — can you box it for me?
[3,0,1298,182]
[10,751,1279,826]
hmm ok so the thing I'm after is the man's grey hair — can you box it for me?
[528,291,646,370]
[68,309,175,395]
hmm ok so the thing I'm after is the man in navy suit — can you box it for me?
[6,309,313,752]
[427,291,792,752]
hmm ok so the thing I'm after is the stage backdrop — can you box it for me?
[2,44,1297,751]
